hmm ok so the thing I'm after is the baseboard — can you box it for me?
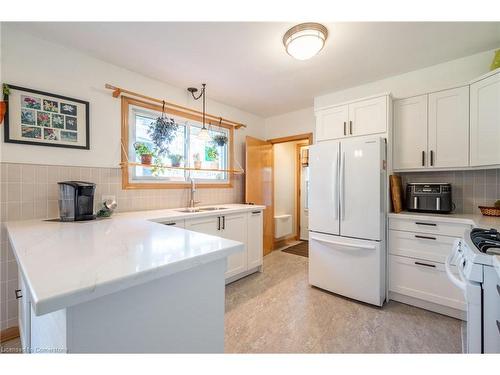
[225,266,262,285]
[389,291,466,320]
[0,326,20,343]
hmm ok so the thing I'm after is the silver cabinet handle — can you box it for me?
[415,235,437,240]
[15,289,23,299]
[251,211,261,215]
[164,222,176,226]
[349,120,353,135]
[222,216,226,230]
[422,151,425,166]
[343,121,346,136]
[217,216,221,231]
[430,150,434,166]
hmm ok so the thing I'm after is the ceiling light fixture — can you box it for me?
[283,23,328,60]
[187,83,211,141]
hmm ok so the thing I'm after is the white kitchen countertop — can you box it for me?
[6,204,265,316]
[388,211,500,232]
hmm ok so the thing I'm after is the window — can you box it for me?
[121,97,233,189]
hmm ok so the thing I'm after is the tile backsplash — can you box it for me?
[398,169,500,215]
[0,162,244,330]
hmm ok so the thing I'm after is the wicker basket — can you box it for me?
[478,206,500,217]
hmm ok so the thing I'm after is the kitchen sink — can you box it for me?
[198,207,228,211]
[175,207,228,213]
[176,208,202,213]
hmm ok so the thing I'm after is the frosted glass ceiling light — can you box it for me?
[283,23,328,60]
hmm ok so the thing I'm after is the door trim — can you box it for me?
[267,133,313,248]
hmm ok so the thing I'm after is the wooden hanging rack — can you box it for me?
[120,161,244,175]
[105,83,247,129]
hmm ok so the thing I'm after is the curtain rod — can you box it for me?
[105,83,247,129]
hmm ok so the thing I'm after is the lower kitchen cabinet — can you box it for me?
[247,210,264,269]
[389,215,470,319]
[18,272,31,352]
[184,210,264,282]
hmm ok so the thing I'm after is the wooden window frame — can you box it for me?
[121,96,234,189]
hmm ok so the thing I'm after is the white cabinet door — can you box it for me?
[316,105,348,141]
[185,216,219,236]
[470,72,500,166]
[428,86,469,168]
[247,210,263,269]
[393,95,428,169]
[221,212,248,279]
[18,272,31,351]
[348,96,387,136]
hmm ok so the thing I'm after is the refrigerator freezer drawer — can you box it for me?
[309,232,385,306]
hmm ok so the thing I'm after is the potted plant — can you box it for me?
[205,146,219,169]
[193,153,202,169]
[147,102,178,156]
[133,142,154,165]
[169,153,183,168]
[0,84,10,124]
[211,134,228,147]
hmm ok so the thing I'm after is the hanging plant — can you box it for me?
[211,134,228,147]
[147,100,178,156]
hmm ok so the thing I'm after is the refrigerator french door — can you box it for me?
[309,137,386,306]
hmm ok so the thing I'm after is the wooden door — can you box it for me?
[348,96,387,136]
[316,105,349,141]
[470,72,500,167]
[428,86,469,168]
[393,95,428,170]
[245,136,273,255]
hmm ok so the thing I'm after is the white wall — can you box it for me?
[315,48,498,108]
[273,140,302,238]
[0,27,265,168]
[264,106,314,140]
[263,48,498,140]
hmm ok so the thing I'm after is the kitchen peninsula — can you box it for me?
[6,204,264,353]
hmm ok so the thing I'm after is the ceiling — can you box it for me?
[7,22,500,117]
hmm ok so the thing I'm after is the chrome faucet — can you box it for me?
[189,177,200,209]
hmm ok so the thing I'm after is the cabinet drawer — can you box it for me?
[389,255,465,310]
[389,230,457,263]
[389,217,471,237]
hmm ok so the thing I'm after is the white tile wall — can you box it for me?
[0,161,244,330]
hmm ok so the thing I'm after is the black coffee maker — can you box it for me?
[58,181,96,221]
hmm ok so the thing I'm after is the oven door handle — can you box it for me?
[445,248,466,292]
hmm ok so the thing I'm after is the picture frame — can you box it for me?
[4,85,90,150]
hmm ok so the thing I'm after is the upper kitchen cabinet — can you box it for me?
[316,105,348,141]
[393,95,428,170]
[348,96,388,137]
[428,86,469,168]
[470,70,500,167]
[316,95,388,141]
[393,86,469,170]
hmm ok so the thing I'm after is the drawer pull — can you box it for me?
[415,222,437,227]
[252,211,261,215]
[414,235,437,240]
[414,261,436,268]
[15,289,23,299]
[497,284,500,296]
[164,222,176,226]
